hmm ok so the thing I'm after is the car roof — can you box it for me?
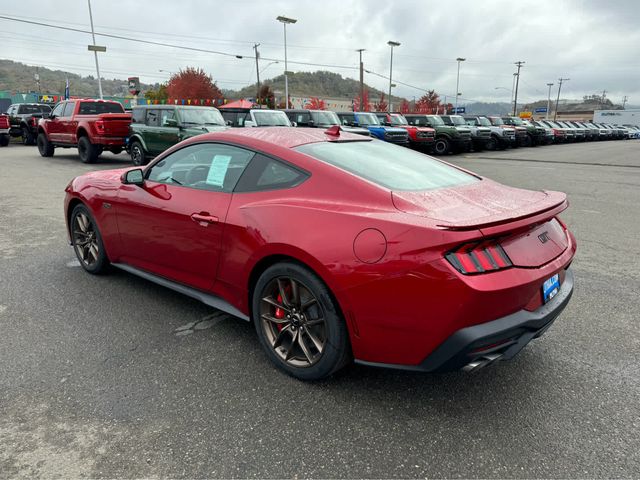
[189,126,370,149]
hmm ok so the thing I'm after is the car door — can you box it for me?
[46,102,66,142]
[59,101,77,144]
[115,142,255,291]
[143,108,162,155]
[155,108,181,152]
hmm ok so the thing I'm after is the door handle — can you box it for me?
[191,212,219,225]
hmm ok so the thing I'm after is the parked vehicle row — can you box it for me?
[3,98,638,161]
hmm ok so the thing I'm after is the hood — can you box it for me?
[184,125,228,134]
[381,126,407,133]
[391,179,567,230]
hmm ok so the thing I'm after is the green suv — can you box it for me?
[128,105,227,165]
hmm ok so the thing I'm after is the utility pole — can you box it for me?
[87,0,103,99]
[512,61,525,116]
[546,83,554,120]
[356,49,365,111]
[554,78,570,121]
[387,41,400,112]
[622,95,628,109]
[253,43,261,102]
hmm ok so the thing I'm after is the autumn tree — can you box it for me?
[374,93,388,112]
[257,84,275,108]
[399,98,410,114]
[304,97,326,110]
[415,90,441,113]
[144,84,168,102]
[353,90,371,112]
[166,67,223,100]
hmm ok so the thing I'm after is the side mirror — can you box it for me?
[307,120,315,127]
[291,121,298,127]
[122,168,144,186]
[244,120,256,128]
[164,118,178,127]
[42,112,51,119]
[226,120,232,126]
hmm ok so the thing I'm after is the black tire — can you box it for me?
[21,126,35,145]
[130,140,147,166]
[37,132,55,156]
[485,136,499,151]
[252,262,351,381]
[433,137,450,155]
[70,204,109,274]
[0,134,9,147]
[78,136,100,163]
[523,134,533,147]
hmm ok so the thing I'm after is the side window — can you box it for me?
[160,109,175,126]
[235,154,308,192]
[296,112,311,125]
[131,108,145,123]
[51,103,64,117]
[146,109,160,127]
[147,143,255,192]
[62,102,76,117]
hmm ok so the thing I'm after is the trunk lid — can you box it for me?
[391,179,567,230]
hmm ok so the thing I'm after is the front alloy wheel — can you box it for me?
[70,205,108,274]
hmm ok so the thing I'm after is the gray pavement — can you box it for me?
[0,140,639,478]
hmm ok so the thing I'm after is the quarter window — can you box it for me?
[234,154,308,192]
[147,143,255,192]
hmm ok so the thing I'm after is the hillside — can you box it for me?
[228,71,404,103]
[0,59,154,97]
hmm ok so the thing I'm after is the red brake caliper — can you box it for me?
[275,294,285,331]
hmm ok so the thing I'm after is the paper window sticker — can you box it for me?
[206,155,232,186]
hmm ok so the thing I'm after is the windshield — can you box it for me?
[450,115,466,126]
[426,115,444,126]
[177,107,225,126]
[78,102,124,114]
[390,115,408,126]
[20,104,51,114]
[477,117,491,127]
[252,111,291,126]
[490,117,504,126]
[356,113,380,126]
[310,111,340,126]
[296,140,478,191]
[505,117,523,126]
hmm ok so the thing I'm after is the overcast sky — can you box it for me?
[1,0,638,105]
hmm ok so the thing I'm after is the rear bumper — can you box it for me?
[356,267,574,373]
[91,136,128,146]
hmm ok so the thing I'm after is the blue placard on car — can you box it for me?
[542,273,560,303]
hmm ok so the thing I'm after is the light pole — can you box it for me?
[87,0,103,99]
[455,57,465,112]
[387,41,400,112]
[512,61,525,116]
[554,78,570,121]
[546,82,554,120]
[277,16,297,108]
[356,48,365,111]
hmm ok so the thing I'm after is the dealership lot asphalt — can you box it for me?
[0,141,639,478]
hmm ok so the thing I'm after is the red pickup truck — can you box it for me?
[0,114,10,146]
[37,99,131,163]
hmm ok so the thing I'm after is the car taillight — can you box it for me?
[95,120,105,133]
[445,240,513,275]
[30,117,38,127]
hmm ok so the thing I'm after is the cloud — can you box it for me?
[1,0,637,104]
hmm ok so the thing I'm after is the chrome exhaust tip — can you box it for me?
[462,353,503,372]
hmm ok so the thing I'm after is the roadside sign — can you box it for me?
[519,111,533,119]
[534,107,548,113]
[451,107,465,114]
[88,45,107,52]
[128,77,141,96]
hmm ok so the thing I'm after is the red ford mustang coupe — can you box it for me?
[64,127,576,380]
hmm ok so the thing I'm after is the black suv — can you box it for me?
[5,103,52,145]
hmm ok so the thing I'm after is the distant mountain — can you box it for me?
[227,70,404,104]
[463,102,513,116]
[0,59,155,97]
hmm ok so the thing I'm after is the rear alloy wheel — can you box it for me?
[70,204,109,274]
[37,133,54,156]
[253,262,350,380]
[130,140,147,166]
[78,136,100,163]
[433,137,450,155]
[22,126,35,145]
